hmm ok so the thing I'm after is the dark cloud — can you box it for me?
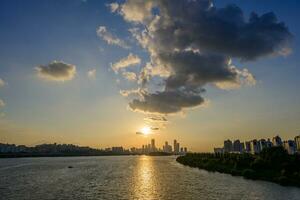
[145,116,168,122]
[149,1,292,60]
[129,90,205,114]
[159,51,237,89]
[36,61,76,81]
[112,0,292,115]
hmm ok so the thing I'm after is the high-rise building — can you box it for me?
[173,140,180,154]
[240,143,245,152]
[224,139,233,153]
[250,140,260,154]
[245,141,251,153]
[258,139,267,151]
[283,140,297,155]
[184,147,187,153]
[112,146,124,153]
[266,138,273,148]
[151,139,156,152]
[173,140,177,151]
[295,135,300,152]
[272,135,283,146]
[233,140,241,152]
[163,141,172,153]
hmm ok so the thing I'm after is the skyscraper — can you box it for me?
[163,141,172,153]
[283,140,297,155]
[233,140,241,152]
[173,139,180,154]
[151,139,156,152]
[250,140,260,154]
[266,138,273,148]
[272,135,283,146]
[295,135,300,152]
[245,141,251,153]
[224,139,233,153]
[258,139,267,150]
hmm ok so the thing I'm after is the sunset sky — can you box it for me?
[0,0,300,152]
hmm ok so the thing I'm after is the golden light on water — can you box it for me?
[132,156,157,199]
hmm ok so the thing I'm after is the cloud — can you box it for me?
[122,71,137,81]
[115,1,155,23]
[144,116,168,122]
[36,61,76,82]
[110,0,292,115]
[129,90,205,114]
[96,26,129,49]
[0,99,5,107]
[214,68,256,90]
[87,69,96,79]
[120,88,141,97]
[108,3,119,13]
[111,53,141,72]
[123,0,292,60]
[0,79,5,88]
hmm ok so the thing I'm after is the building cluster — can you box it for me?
[0,143,103,154]
[0,143,27,153]
[130,139,188,155]
[0,139,189,155]
[214,135,300,155]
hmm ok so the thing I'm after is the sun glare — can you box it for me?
[141,126,151,135]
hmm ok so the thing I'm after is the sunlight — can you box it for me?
[141,126,151,135]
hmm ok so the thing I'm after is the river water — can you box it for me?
[0,156,300,200]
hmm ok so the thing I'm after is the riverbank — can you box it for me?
[0,152,174,158]
[0,153,133,158]
[176,147,300,187]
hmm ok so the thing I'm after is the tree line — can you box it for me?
[176,146,300,187]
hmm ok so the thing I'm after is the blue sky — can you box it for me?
[0,0,299,151]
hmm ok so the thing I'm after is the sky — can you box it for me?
[0,0,300,152]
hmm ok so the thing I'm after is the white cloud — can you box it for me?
[120,88,141,97]
[118,0,156,23]
[36,61,76,82]
[87,69,97,79]
[0,78,5,88]
[122,71,137,81]
[0,99,5,107]
[108,3,119,13]
[96,26,129,49]
[215,67,256,90]
[111,53,141,72]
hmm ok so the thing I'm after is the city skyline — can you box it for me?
[0,138,188,155]
[0,0,300,152]
[214,134,300,155]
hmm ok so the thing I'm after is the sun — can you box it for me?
[141,126,151,135]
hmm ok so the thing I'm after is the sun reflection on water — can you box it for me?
[132,156,157,200]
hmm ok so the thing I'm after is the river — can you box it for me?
[1,156,300,200]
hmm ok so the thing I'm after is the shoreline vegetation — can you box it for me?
[176,147,300,187]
